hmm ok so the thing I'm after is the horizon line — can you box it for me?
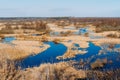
[0,16,120,18]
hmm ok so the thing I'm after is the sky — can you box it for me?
[0,0,120,17]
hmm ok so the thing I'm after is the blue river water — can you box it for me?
[20,42,120,70]
[20,42,67,68]
[2,37,16,43]
[19,41,101,69]
[2,37,120,70]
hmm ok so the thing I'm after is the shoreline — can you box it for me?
[0,40,50,60]
[48,35,120,59]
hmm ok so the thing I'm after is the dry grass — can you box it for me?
[0,52,87,80]
[57,44,87,60]
[90,59,107,69]
[16,35,42,41]
[0,41,49,60]
[106,33,120,38]
[53,38,61,44]
[23,62,86,80]
[0,54,23,80]
[0,50,120,80]
[41,35,49,42]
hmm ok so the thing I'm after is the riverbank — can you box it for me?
[48,36,89,59]
[48,35,120,59]
[0,40,50,60]
[91,38,120,46]
[23,62,86,80]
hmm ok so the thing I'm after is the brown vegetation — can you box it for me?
[0,20,48,34]
[53,38,61,44]
[0,54,86,80]
[90,59,107,69]
[0,54,23,80]
[0,41,49,60]
[41,35,48,42]
[23,62,86,80]
[106,33,120,38]
[60,30,73,36]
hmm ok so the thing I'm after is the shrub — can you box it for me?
[106,33,120,38]
[0,29,14,34]
[41,35,48,42]
[53,38,61,44]
[0,55,23,80]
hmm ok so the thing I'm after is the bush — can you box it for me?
[0,29,14,34]
[60,31,73,36]
[0,55,23,80]
[84,32,89,37]
[106,33,120,38]
[53,38,61,44]
[41,35,48,42]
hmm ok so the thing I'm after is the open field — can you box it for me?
[0,40,49,60]
[0,17,120,80]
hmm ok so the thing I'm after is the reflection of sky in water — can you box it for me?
[50,26,76,36]
[20,42,67,68]
[2,36,120,70]
[50,27,104,39]
[2,37,16,43]
[64,26,76,30]
[50,32,60,36]
[90,36,104,39]
[19,41,120,70]
[91,43,120,70]
[74,27,104,39]
[50,27,90,36]
[19,42,96,68]
[74,28,88,35]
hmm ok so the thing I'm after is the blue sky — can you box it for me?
[0,0,120,17]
